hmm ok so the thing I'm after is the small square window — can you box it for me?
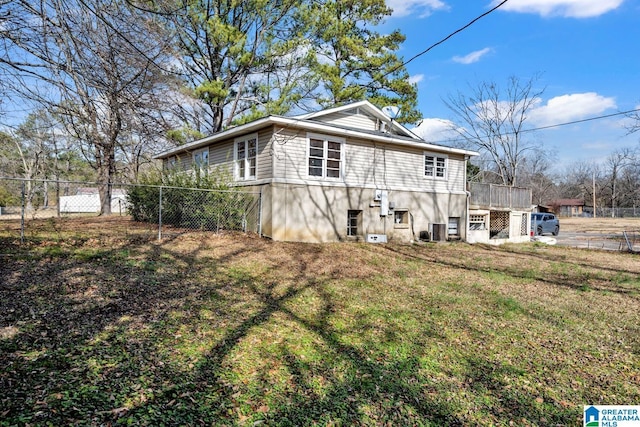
[424,153,447,179]
[469,214,486,231]
[394,210,408,225]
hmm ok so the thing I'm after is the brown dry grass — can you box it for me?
[560,216,640,233]
[0,216,639,426]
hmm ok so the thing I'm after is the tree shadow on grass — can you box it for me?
[381,243,640,297]
[460,355,577,425]
[0,229,269,425]
[0,229,626,426]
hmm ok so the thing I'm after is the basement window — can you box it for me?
[469,214,487,231]
[347,210,362,237]
[394,210,409,228]
[448,217,460,238]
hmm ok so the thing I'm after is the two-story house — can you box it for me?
[154,101,479,243]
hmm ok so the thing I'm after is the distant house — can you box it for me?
[550,199,584,217]
[154,101,481,243]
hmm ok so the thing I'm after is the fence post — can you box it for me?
[258,189,263,237]
[158,186,163,241]
[20,180,25,244]
[56,178,60,218]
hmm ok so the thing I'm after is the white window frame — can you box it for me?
[235,134,258,181]
[193,148,209,170]
[424,152,447,180]
[307,133,345,180]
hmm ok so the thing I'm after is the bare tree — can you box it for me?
[445,75,545,186]
[518,149,558,205]
[147,0,302,134]
[602,147,636,215]
[625,109,640,135]
[0,0,174,214]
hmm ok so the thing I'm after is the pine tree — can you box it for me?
[298,0,421,124]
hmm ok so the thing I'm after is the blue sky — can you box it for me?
[380,0,640,171]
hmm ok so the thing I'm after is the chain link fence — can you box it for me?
[582,206,640,218]
[0,177,262,242]
[621,230,640,252]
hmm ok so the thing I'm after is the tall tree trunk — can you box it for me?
[97,142,117,216]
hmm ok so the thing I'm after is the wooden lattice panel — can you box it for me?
[490,211,510,239]
[520,214,528,236]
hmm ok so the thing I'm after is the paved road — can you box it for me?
[554,231,639,252]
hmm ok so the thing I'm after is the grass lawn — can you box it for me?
[1,217,639,426]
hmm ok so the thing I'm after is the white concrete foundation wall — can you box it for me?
[267,183,467,243]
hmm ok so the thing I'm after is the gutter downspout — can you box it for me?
[464,155,470,243]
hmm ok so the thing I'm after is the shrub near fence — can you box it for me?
[127,184,260,233]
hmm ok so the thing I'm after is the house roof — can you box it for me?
[154,101,478,159]
[291,100,419,139]
[552,199,584,206]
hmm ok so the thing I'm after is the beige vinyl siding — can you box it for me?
[446,154,466,191]
[312,110,378,132]
[343,139,378,186]
[172,152,192,170]
[256,128,273,180]
[208,140,234,167]
[270,130,467,191]
[344,138,467,192]
[271,128,308,180]
[170,128,273,181]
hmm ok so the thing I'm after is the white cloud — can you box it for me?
[452,48,492,65]
[412,118,460,142]
[387,0,449,18]
[409,74,425,85]
[492,0,624,18]
[528,92,617,127]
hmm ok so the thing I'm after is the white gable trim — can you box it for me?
[293,100,416,138]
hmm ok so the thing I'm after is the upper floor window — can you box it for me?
[424,153,447,179]
[167,156,178,169]
[235,135,257,180]
[308,134,343,179]
[193,148,209,169]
